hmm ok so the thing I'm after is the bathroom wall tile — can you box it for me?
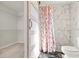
[53,4,71,47]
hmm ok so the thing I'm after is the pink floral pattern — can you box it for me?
[39,5,56,53]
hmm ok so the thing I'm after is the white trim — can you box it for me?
[0,41,17,50]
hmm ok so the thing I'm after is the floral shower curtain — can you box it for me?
[39,5,56,53]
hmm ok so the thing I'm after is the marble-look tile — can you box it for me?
[53,4,71,46]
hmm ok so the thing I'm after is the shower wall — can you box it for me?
[0,4,17,48]
[53,4,71,51]
[70,2,79,48]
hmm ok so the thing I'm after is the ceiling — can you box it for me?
[0,1,24,13]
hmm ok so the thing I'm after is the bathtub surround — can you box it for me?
[53,3,71,51]
[70,2,79,48]
[53,1,79,52]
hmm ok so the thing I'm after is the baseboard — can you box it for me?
[17,41,24,43]
[0,41,17,50]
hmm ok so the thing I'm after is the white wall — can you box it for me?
[17,15,24,43]
[53,4,71,51]
[0,4,17,48]
[70,2,79,48]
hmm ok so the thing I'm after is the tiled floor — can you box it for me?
[0,43,24,58]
